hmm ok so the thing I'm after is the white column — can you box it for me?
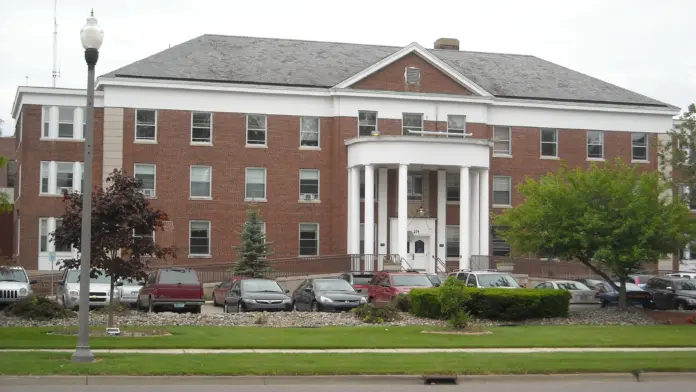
[459,166,471,270]
[74,107,84,139]
[364,165,376,270]
[436,170,447,271]
[397,164,409,268]
[479,168,490,257]
[377,167,388,269]
[470,169,480,257]
[350,166,361,259]
[347,167,354,254]
[49,106,59,138]
[73,162,83,193]
[48,161,58,194]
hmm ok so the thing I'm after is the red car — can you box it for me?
[212,276,249,306]
[137,267,205,313]
[367,271,433,306]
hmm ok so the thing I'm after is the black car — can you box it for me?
[292,278,367,312]
[223,278,292,313]
[644,277,696,310]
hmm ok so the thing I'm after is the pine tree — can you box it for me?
[233,207,272,277]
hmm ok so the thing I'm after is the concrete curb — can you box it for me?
[1,373,695,385]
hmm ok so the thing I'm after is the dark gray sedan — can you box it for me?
[291,278,367,312]
[223,278,292,313]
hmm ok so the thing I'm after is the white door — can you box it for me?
[408,237,428,271]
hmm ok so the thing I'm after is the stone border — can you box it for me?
[421,330,493,336]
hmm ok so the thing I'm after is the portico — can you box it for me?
[345,136,493,273]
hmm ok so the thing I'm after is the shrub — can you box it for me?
[351,303,401,324]
[447,309,471,330]
[391,294,412,312]
[439,276,470,318]
[410,288,442,318]
[466,288,570,321]
[5,296,73,321]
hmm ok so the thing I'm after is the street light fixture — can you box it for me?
[72,9,103,364]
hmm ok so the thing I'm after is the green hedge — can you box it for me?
[409,286,570,321]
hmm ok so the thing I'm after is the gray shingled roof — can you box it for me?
[102,35,672,108]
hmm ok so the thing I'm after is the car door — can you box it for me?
[226,281,242,310]
[138,272,155,304]
[377,275,392,305]
[214,279,232,302]
[646,278,669,309]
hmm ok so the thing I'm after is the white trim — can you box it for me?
[631,132,649,162]
[191,112,213,145]
[402,112,424,136]
[245,167,267,202]
[299,116,320,148]
[11,87,104,119]
[298,222,320,257]
[188,220,212,258]
[492,126,512,156]
[492,175,512,208]
[39,160,81,196]
[298,169,320,202]
[246,114,267,147]
[333,42,493,97]
[189,165,212,199]
[446,114,467,138]
[540,128,558,158]
[586,130,604,160]
[17,163,21,200]
[358,110,378,137]
[134,163,157,198]
[135,109,158,143]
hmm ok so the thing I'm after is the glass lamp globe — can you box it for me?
[80,10,104,50]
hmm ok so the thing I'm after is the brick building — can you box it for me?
[0,134,16,259]
[9,35,680,272]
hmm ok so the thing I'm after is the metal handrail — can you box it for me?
[398,256,414,271]
[435,257,447,273]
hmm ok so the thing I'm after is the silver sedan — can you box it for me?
[533,280,600,304]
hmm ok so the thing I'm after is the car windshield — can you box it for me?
[159,269,200,284]
[66,270,111,284]
[0,269,28,282]
[315,279,355,292]
[391,274,433,287]
[477,274,521,288]
[352,275,373,285]
[426,275,442,284]
[557,282,590,291]
[242,279,283,292]
[677,281,696,290]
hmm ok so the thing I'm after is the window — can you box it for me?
[40,162,50,194]
[540,128,558,157]
[245,168,266,200]
[58,107,74,138]
[54,218,71,252]
[135,110,157,141]
[446,173,459,202]
[299,223,319,256]
[299,169,320,201]
[191,112,212,144]
[359,223,377,254]
[134,164,156,197]
[189,221,211,256]
[632,133,648,161]
[300,117,320,147]
[42,107,50,138]
[358,111,377,137]
[39,218,48,252]
[190,166,212,199]
[246,114,267,145]
[56,162,74,193]
[587,130,604,159]
[491,226,511,256]
[6,160,16,187]
[446,226,459,258]
[407,174,423,201]
[492,176,512,206]
[133,226,154,246]
[402,113,423,135]
[447,115,466,137]
[493,126,511,155]
[679,185,696,210]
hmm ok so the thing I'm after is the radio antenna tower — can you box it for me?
[52,0,60,87]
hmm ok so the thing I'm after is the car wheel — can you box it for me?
[311,301,320,312]
[292,303,299,312]
[212,294,217,307]
[148,297,155,313]
[191,305,202,314]
[238,302,245,313]
[224,303,229,313]
[368,297,375,305]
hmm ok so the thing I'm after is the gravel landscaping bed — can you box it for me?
[0,307,657,328]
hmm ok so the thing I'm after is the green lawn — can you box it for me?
[1,325,695,349]
[1,352,695,375]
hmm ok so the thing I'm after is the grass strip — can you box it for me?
[1,352,695,375]
[1,325,695,349]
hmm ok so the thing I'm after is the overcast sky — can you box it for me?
[1,0,695,136]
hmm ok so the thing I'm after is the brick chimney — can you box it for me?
[434,38,460,50]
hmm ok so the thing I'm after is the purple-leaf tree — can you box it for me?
[52,169,176,327]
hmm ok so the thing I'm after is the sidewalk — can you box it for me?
[2,347,696,354]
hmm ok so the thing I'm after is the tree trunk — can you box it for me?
[577,259,616,288]
[618,277,627,310]
[108,276,115,328]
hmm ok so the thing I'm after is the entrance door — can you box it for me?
[408,237,428,271]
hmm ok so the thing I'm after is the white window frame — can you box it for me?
[493,126,512,156]
[492,176,512,207]
[587,130,604,160]
[190,112,213,145]
[447,115,467,138]
[402,113,424,136]
[40,161,50,194]
[246,114,267,147]
[407,174,423,201]
[189,165,212,199]
[446,225,459,259]
[133,227,156,245]
[299,169,320,202]
[680,185,696,211]
[631,133,649,162]
[358,110,378,137]
[134,163,156,198]
[188,220,211,257]
[39,218,49,253]
[298,222,319,257]
[245,167,267,201]
[299,117,320,148]
[42,106,50,138]
[39,217,73,254]
[17,163,21,200]
[540,128,558,158]
[135,109,158,142]
[57,107,75,139]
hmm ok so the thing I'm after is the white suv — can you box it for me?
[0,266,37,305]
[447,270,521,289]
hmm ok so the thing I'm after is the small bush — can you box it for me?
[351,303,401,324]
[5,296,73,321]
[466,288,570,321]
[391,294,412,312]
[447,309,471,330]
[439,276,470,318]
[410,288,442,318]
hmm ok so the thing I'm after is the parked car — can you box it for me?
[627,274,655,289]
[574,278,606,290]
[0,266,37,306]
[367,271,433,306]
[424,273,443,287]
[137,267,204,313]
[212,276,248,306]
[644,276,696,310]
[448,269,521,289]
[337,272,374,296]
[665,272,696,279]
[117,278,143,308]
[58,269,117,310]
[224,278,291,313]
[292,278,367,312]
[533,280,599,304]
[596,282,654,308]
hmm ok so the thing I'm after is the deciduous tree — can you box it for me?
[232,206,272,278]
[0,155,11,214]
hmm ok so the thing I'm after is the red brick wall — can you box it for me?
[1,131,17,260]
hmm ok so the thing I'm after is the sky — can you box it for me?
[1,0,695,136]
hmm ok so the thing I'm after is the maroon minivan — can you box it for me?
[137,267,205,313]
